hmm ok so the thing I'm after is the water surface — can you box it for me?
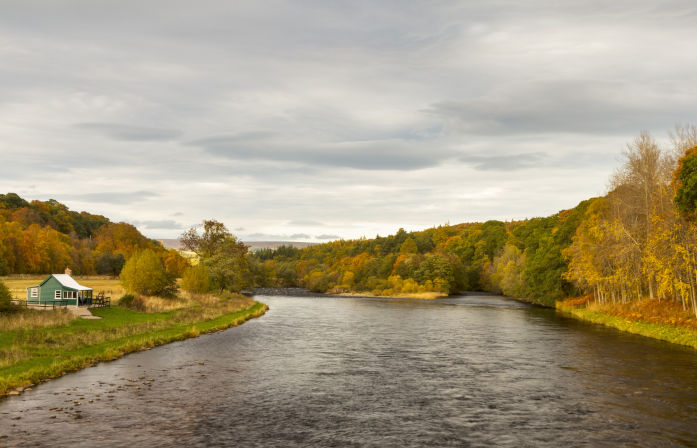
[2,293,697,447]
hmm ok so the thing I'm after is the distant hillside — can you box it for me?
[245,241,317,251]
[0,193,187,275]
[158,239,316,251]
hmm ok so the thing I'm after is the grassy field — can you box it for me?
[2,276,124,300]
[0,293,267,396]
[556,298,697,349]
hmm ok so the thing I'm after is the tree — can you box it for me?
[205,238,250,292]
[96,252,125,276]
[162,248,190,277]
[0,193,29,210]
[415,254,455,292]
[120,249,178,297]
[181,264,211,293]
[399,237,418,254]
[673,146,697,219]
[608,132,670,299]
[180,220,250,292]
[181,220,232,258]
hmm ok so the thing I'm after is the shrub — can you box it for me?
[120,249,179,297]
[117,294,136,308]
[0,280,13,312]
[181,264,211,294]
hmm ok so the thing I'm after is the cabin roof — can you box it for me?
[39,274,92,291]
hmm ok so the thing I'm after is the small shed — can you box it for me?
[26,269,93,307]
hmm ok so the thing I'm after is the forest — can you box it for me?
[3,125,697,316]
[0,193,188,277]
[249,126,697,314]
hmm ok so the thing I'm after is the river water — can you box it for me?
[2,293,697,447]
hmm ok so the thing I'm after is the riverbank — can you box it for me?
[556,297,697,349]
[336,291,446,300]
[250,287,446,300]
[0,293,268,396]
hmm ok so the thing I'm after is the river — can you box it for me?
[2,293,697,447]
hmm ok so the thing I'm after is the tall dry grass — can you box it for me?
[120,291,254,316]
[0,308,76,332]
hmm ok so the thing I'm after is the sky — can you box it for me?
[2,1,697,241]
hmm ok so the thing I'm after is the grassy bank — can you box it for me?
[556,297,697,349]
[0,293,267,396]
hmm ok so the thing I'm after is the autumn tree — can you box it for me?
[181,264,211,294]
[607,132,670,299]
[181,220,232,258]
[162,248,190,277]
[120,249,178,297]
[180,220,250,292]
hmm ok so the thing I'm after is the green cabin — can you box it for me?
[26,269,93,306]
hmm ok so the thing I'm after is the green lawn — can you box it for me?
[0,296,267,395]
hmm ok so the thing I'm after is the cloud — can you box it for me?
[316,234,340,240]
[75,123,181,141]
[427,80,695,136]
[60,191,158,204]
[130,219,184,229]
[1,1,697,241]
[460,152,546,171]
[287,220,325,226]
[189,134,454,171]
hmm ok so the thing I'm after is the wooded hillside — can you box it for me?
[0,194,187,276]
[250,126,697,312]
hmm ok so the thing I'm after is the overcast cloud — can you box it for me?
[1,1,696,240]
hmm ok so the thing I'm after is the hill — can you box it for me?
[0,193,186,276]
[158,238,316,251]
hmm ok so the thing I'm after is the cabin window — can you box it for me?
[63,291,75,299]
[30,288,38,298]
[54,290,61,299]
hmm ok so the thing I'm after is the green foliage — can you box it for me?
[181,264,212,293]
[0,193,29,210]
[181,220,250,293]
[0,280,13,312]
[415,254,454,289]
[120,249,178,297]
[399,237,418,254]
[181,220,231,258]
[96,252,125,276]
[247,200,593,304]
[674,150,697,218]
